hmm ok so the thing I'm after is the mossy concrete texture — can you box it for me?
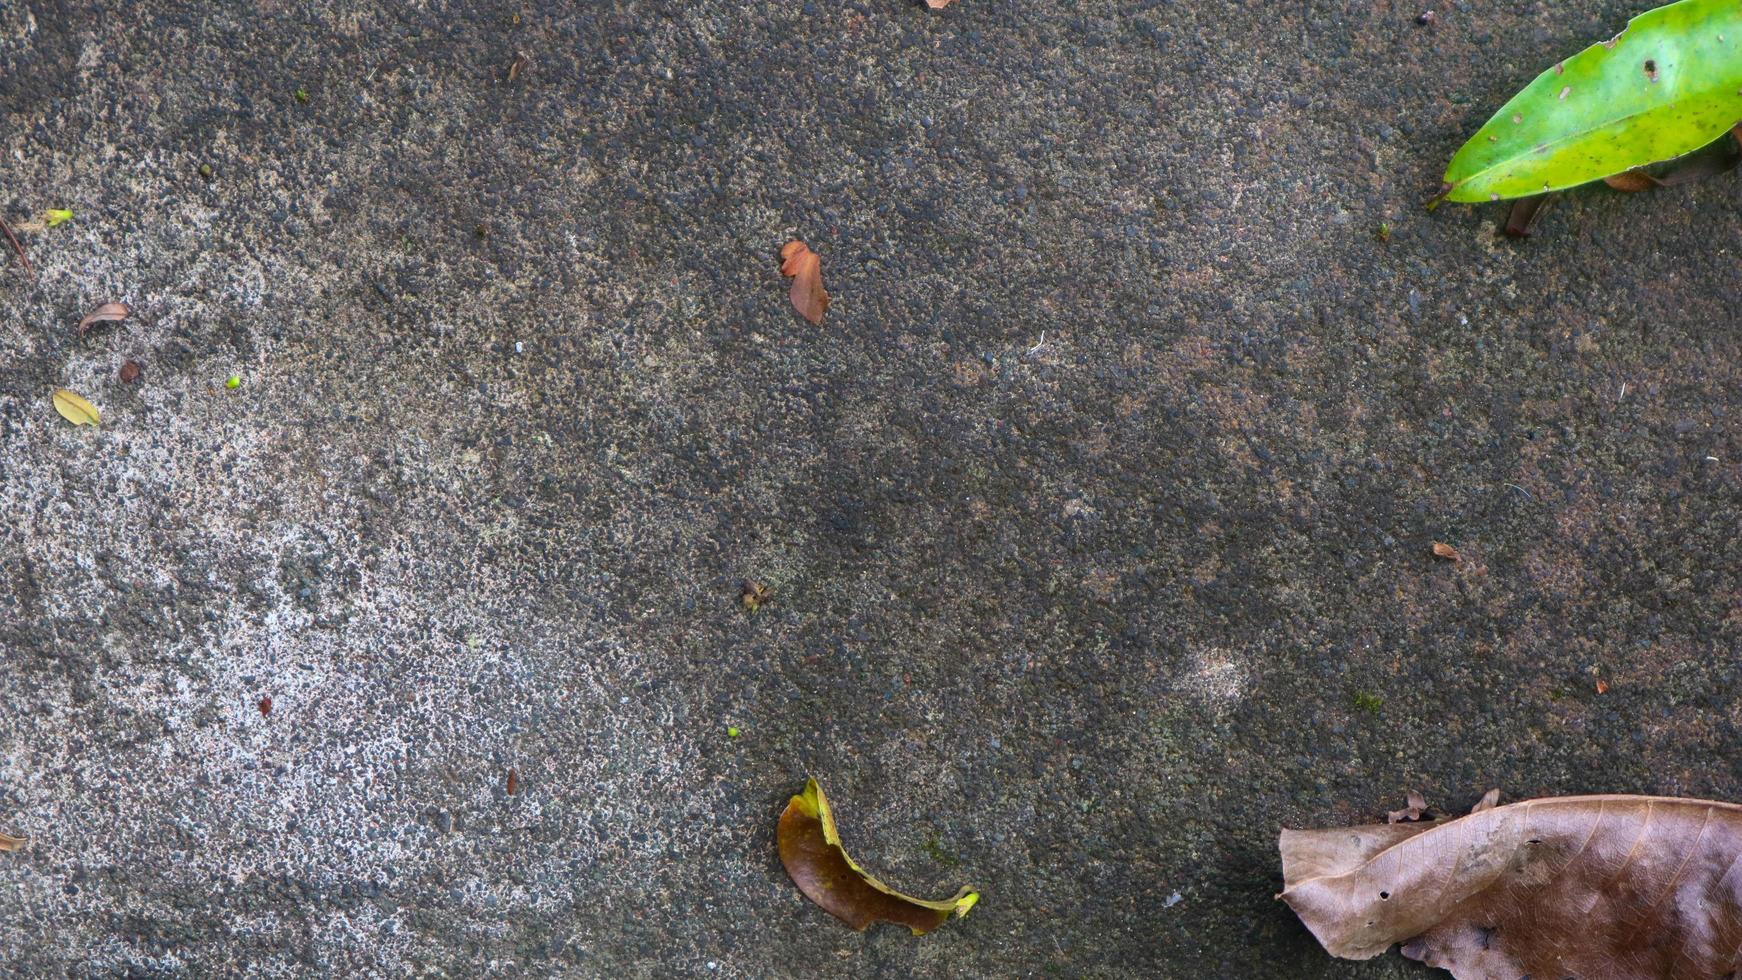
[2,0,1739,976]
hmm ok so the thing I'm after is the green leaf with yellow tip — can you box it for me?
[1442,0,1742,202]
[777,778,978,934]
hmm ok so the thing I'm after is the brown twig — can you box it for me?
[0,214,31,276]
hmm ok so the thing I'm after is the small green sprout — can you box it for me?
[225,375,241,389]
[44,209,73,228]
[294,87,309,104]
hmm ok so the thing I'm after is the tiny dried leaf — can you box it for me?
[77,302,130,336]
[0,831,23,852]
[1431,542,1460,561]
[778,240,829,324]
[52,389,100,427]
[741,580,773,613]
[119,360,142,384]
[778,778,978,934]
[257,696,272,717]
[1387,792,1430,824]
[1469,788,1501,813]
[506,768,519,795]
[1282,794,1742,977]
[925,0,956,7]
[1596,678,1610,695]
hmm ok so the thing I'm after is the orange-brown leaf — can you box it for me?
[1281,793,1742,978]
[1604,169,1658,192]
[778,241,829,324]
[1431,542,1460,562]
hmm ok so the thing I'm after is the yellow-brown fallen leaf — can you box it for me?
[76,301,130,336]
[0,831,23,851]
[1431,542,1460,561]
[1280,792,1742,978]
[52,388,100,427]
[778,778,977,934]
[779,240,830,325]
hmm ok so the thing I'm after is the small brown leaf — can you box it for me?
[119,360,142,384]
[506,768,519,795]
[1469,788,1501,813]
[1596,678,1610,695]
[1387,792,1429,824]
[741,580,773,613]
[925,0,956,7]
[52,389,101,427]
[779,778,978,934]
[1604,169,1659,192]
[77,302,130,336]
[0,831,24,852]
[778,240,829,324]
[257,696,272,717]
[1431,542,1460,562]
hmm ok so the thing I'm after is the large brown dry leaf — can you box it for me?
[778,778,977,934]
[1280,793,1742,979]
[779,241,829,325]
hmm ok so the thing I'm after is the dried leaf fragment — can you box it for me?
[0,831,24,852]
[1281,793,1742,978]
[119,360,142,384]
[52,389,100,427]
[1431,542,1460,561]
[1387,792,1429,824]
[741,580,773,613]
[778,240,829,325]
[506,768,519,795]
[77,302,130,336]
[925,0,956,7]
[1596,677,1610,694]
[778,778,978,934]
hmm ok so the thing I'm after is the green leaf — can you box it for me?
[777,778,978,934]
[1442,0,1742,202]
[44,209,72,228]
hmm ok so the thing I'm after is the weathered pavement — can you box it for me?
[1,1,1738,975]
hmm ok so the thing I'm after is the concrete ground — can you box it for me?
[1,0,1739,976]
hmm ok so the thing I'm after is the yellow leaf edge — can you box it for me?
[790,777,981,927]
[52,388,101,426]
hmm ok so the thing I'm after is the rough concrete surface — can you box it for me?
[1,0,1739,976]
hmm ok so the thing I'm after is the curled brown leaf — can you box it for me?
[1281,794,1742,978]
[119,360,142,384]
[778,778,977,934]
[0,831,22,851]
[1431,542,1460,562]
[779,241,829,325]
[77,302,130,336]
